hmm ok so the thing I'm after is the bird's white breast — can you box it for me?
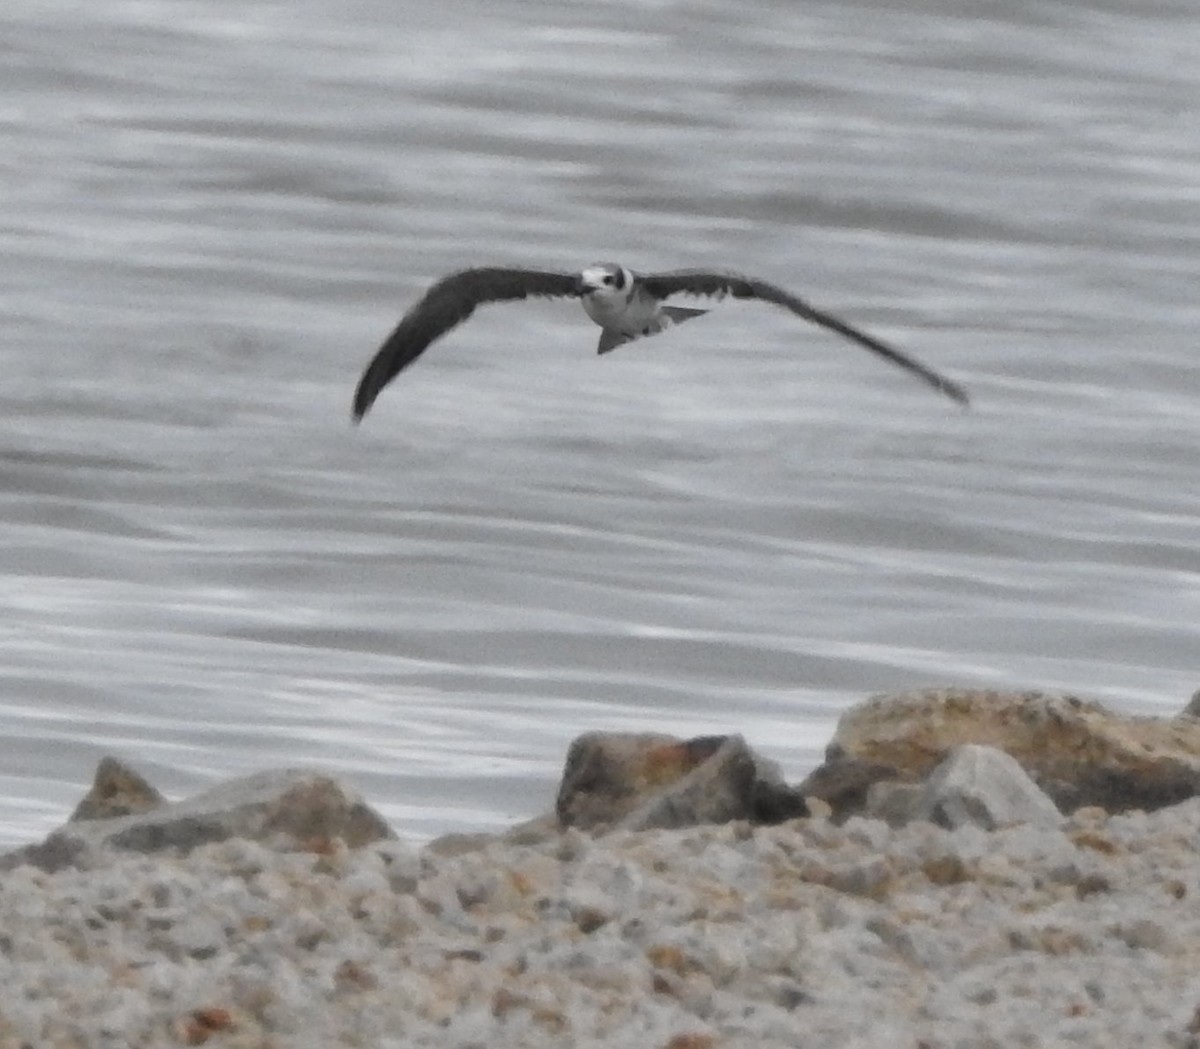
[581,287,660,333]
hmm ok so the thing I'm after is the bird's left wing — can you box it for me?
[353,267,580,421]
[638,269,969,407]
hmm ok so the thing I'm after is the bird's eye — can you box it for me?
[602,275,614,285]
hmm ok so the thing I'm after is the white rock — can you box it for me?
[916,744,1063,830]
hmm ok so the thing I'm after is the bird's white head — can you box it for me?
[576,262,634,304]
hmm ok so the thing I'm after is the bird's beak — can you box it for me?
[573,274,590,295]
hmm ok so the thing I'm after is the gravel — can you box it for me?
[2,799,1200,1048]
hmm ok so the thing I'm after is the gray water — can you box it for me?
[2,0,1197,846]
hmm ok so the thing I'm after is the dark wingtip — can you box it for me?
[351,384,373,425]
[944,379,971,409]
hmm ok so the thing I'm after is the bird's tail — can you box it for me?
[596,306,711,355]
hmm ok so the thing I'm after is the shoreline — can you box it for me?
[3,687,1199,1048]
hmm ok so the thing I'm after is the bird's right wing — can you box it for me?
[352,267,580,421]
[639,269,969,407]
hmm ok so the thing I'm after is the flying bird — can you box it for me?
[351,263,969,421]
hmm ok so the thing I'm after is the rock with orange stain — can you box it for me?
[179,1006,235,1045]
[662,1034,716,1049]
[805,689,1200,819]
[69,757,166,823]
[555,732,807,831]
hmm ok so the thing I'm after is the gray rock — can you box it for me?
[556,732,807,833]
[915,744,1062,830]
[1,767,395,872]
[69,756,166,822]
[864,780,925,827]
[1181,688,1200,719]
[798,756,902,823]
[556,731,693,829]
[620,736,806,832]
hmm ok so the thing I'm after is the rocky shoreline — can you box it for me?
[3,688,1200,1048]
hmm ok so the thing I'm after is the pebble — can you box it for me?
[3,801,1200,1047]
